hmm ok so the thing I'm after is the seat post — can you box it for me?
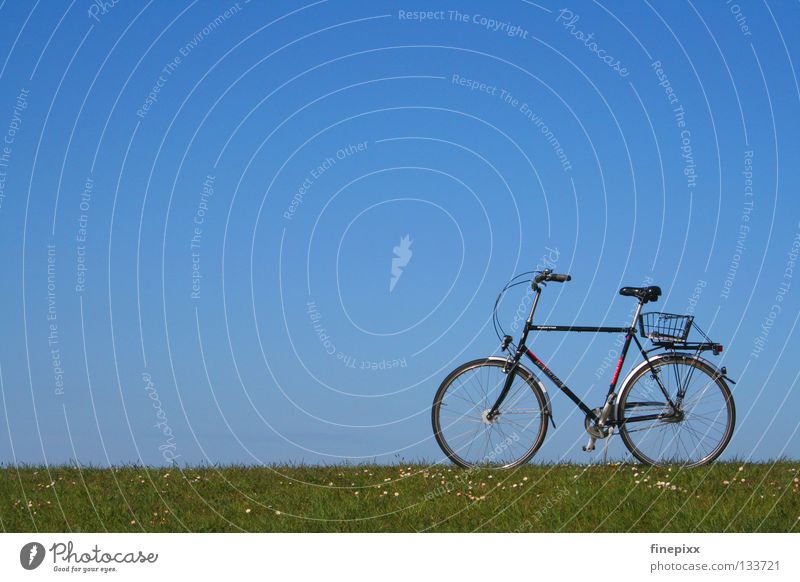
[630,300,645,332]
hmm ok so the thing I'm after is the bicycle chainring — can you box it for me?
[585,408,611,439]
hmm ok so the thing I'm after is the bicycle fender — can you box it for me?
[615,353,730,419]
[698,357,736,385]
[682,354,733,385]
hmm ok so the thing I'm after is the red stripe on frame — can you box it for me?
[611,356,624,385]
[526,350,549,372]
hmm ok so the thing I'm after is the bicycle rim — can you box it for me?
[619,355,734,467]
[432,359,548,468]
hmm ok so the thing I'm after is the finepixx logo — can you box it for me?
[20,542,46,570]
[390,235,413,292]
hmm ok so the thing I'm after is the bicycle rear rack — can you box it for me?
[640,313,723,355]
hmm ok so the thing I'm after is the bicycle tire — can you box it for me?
[617,354,735,467]
[432,358,549,468]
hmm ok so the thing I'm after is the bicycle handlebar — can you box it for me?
[534,269,571,285]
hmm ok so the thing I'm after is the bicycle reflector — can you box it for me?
[713,344,723,355]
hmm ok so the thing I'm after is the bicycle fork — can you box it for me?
[488,286,542,421]
[486,356,518,421]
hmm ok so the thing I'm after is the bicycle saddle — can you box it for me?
[619,285,662,303]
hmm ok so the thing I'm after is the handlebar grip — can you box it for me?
[549,273,571,283]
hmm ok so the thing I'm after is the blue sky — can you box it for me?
[0,0,798,466]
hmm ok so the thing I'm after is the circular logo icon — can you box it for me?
[20,542,46,570]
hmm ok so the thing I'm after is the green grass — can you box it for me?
[1,462,798,532]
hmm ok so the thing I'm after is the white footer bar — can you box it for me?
[1,533,797,580]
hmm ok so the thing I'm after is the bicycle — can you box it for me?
[431,269,736,468]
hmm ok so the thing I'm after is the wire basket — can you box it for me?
[639,312,694,342]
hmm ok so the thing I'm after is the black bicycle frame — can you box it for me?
[524,328,634,421]
[487,285,678,425]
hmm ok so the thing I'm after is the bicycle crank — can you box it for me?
[583,408,611,452]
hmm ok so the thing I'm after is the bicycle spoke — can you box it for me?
[434,361,547,467]
[446,389,480,407]
[503,409,544,414]
[683,413,727,434]
[461,378,482,404]
[460,424,484,460]
[438,411,484,423]
[620,356,733,466]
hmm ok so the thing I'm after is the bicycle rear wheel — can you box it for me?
[618,354,735,467]
[432,358,549,468]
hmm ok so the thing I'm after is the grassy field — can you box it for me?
[1,462,798,532]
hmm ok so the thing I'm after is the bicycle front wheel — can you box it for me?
[432,358,549,468]
[618,354,735,467]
